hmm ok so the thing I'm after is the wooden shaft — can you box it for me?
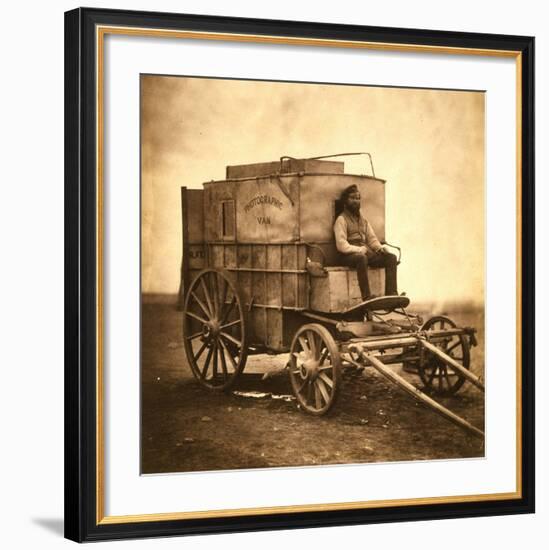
[348,328,466,346]
[347,336,419,351]
[420,340,485,392]
[349,347,484,440]
[343,331,470,356]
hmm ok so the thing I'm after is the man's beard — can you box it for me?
[347,203,360,215]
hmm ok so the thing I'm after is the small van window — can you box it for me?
[222,200,235,239]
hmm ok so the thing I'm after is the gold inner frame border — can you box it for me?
[95,24,524,525]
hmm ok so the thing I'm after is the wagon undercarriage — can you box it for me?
[287,309,484,439]
[183,268,484,440]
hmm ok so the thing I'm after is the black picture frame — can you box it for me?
[65,7,535,543]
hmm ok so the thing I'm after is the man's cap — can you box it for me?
[340,184,359,203]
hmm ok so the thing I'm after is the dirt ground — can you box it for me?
[141,303,485,474]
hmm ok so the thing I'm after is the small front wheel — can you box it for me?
[289,323,341,415]
[418,316,470,396]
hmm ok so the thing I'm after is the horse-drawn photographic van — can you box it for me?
[180,154,483,437]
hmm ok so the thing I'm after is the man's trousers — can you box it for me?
[338,251,398,299]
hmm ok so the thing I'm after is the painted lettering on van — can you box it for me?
[244,195,283,213]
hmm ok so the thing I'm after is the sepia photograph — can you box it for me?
[140,74,485,475]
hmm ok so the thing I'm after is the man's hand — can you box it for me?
[359,246,369,255]
[379,244,391,254]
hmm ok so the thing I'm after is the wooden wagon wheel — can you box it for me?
[289,323,342,415]
[182,269,248,391]
[418,316,470,396]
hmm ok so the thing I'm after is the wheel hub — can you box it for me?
[299,357,320,381]
[202,319,220,339]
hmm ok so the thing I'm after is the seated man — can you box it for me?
[333,184,398,301]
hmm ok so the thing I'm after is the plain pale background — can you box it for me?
[0,0,544,548]
[141,76,485,305]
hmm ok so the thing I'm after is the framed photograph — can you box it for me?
[65,7,535,542]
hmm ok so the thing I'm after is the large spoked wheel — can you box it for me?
[418,316,470,396]
[182,269,248,391]
[289,323,341,415]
